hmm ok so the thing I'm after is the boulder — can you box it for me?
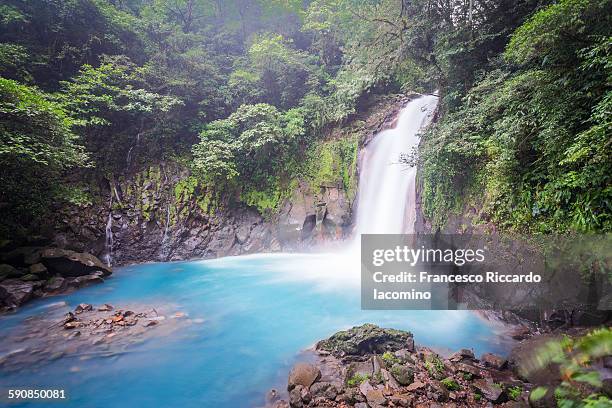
[44,276,66,292]
[288,363,320,391]
[316,324,414,357]
[449,349,475,362]
[309,382,337,400]
[41,248,111,277]
[365,388,386,407]
[0,279,34,308]
[0,264,22,280]
[66,272,105,288]
[473,379,506,403]
[29,263,48,276]
[390,364,414,385]
[481,353,507,370]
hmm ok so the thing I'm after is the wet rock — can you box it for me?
[0,279,34,308]
[66,271,105,288]
[449,349,475,363]
[21,273,39,281]
[97,304,113,311]
[41,248,112,277]
[63,321,80,330]
[316,323,414,358]
[288,363,321,391]
[266,388,280,404]
[44,276,66,292]
[481,353,507,370]
[473,379,506,402]
[75,303,93,314]
[390,363,414,385]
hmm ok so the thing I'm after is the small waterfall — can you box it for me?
[103,193,114,267]
[104,211,114,267]
[353,95,438,236]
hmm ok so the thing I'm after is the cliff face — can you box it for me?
[52,94,411,266]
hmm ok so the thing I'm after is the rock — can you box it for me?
[66,271,105,288]
[429,380,450,402]
[449,349,475,362]
[407,380,426,392]
[289,385,305,408]
[288,363,320,391]
[1,247,41,266]
[63,321,80,330]
[509,325,531,341]
[390,364,414,385]
[481,353,507,370]
[29,263,48,276]
[144,320,158,327]
[316,324,414,357]
[354,403,368,408]
[359,379,374,397]
[97,304,113,311]
[473,379,505,403]
[0,279,34,308]
[41,248,111,277]
[266,389,280,404]
[0,264,22,280]
[456,363,482,378]
[309,382,337,400]
[44,276,66,292]
[273,400,289,408]
[21,273,39,281]
[365,388,386,407]
[75,303,93,313]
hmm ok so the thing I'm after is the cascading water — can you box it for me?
[104,212,113,267]
[353,94,438,236]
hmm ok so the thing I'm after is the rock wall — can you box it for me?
[52,94,412,266]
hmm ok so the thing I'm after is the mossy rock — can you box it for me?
[390,364,414,385]
[316,323,414,358]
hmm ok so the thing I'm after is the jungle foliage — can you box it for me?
[0,0,610,235]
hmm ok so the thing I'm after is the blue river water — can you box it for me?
[0,253,513,407]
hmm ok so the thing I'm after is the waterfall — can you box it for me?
[104,211,114,267]
[353,95,438,236]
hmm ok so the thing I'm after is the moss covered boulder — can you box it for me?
[316,323,414,358]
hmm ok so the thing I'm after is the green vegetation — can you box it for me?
[441,377,460,391]
[508,386,523,401]
[523,328,612,407]
[347,373,370,387]
[381,351,400,367]
[0,0,609,238]
[424,355,445,377]
[419,0,611,232]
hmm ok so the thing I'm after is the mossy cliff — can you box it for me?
[51,95,410,265]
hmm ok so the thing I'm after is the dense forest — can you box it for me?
[0,0,610,238]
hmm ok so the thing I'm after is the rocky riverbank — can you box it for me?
[268,323,610,408]
[0,301,192,372]
[0,243,111,312]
